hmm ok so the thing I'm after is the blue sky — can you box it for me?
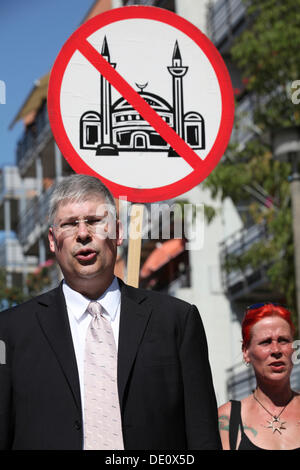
[0,0,95,168]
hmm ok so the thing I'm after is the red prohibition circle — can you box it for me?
[48,6,234,203]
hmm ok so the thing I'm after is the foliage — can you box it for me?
[203,0,300,321]
[0,269,28,310]
[233,0,300,130]
[26,265,52,296]
[0,260,54,311]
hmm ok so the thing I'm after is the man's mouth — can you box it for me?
[75,249,98,263]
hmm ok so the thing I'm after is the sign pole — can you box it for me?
[126,204,144,288]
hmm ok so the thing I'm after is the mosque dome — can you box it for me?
[112,92,172,113]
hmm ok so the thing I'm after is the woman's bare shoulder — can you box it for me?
[218,401,232,416]
[218,401,232,450]
[218,395,253,418]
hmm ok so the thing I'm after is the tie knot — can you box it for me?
[87,301,102,319]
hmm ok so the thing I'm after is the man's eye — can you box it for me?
[61,221,77,228]
[88,217,106,225]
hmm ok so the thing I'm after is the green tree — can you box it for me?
[26,265,52,296]
[203,0,300,324]
[0,269,28,310]
[232,0,300,129]
[0,263,53,311]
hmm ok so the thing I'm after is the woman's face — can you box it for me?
[243,315,294,384]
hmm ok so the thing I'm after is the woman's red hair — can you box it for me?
[242,303,295,350]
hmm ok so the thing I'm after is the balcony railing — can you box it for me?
[208,0,247,47]
[39,183,56,228]
[220,223,272,300]
[16,101,51,173]
[231,95,255,147]
[0,166,23,201]
[0,236,37,272]
[18,197,39,247]
[18,183,56,247]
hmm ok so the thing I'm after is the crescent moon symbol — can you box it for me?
[135,82,148,91]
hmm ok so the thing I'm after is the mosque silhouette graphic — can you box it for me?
[79,37,205,157]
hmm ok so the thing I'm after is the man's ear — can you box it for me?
[48,227,56,253]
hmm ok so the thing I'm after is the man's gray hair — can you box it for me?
[48,174,116,225]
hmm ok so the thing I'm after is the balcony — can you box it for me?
[16,101,52,176]
[0,167,24,232]
[208,0,247,51]
[0,166,23,202]
[231,95,255,147]
[39,182,56,229]
[18,196,39,249]
[18,183,55,252]
[220,223,277,302]
[0,235,37,273]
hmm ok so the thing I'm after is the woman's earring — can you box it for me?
[244,360,250,367]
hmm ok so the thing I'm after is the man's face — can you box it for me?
[48,196,122,289]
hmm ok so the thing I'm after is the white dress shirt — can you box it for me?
[62,276,121,413]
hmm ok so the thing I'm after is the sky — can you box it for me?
[0,0,96,168]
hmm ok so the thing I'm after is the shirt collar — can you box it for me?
[62,276,121,322]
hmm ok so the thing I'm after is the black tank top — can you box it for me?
[229,400,300,451]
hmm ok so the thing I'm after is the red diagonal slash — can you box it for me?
[77,38,203,171]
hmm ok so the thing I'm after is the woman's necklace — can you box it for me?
[253,390,294,434]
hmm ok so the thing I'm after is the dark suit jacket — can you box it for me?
[0,280,221,450]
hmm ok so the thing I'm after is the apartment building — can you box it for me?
[0,166,38,288]
[208,0,300,396]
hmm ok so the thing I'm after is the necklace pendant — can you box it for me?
[267,416,286,434]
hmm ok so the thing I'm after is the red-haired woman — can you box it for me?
[218,302,300,450]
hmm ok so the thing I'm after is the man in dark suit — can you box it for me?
[0,174,221,450]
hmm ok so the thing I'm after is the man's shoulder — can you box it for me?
[142,287,192,308]
[121,281,195,312]
[120,283,204,335]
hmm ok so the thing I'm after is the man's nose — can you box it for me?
[76,221,92,241]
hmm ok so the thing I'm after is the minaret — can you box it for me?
[96,36,118,156]
[167,41,188,156]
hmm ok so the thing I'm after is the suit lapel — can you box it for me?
[35,284,82,413]
[117,281,152,409]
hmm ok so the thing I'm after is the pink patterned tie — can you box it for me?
[83,301,124,450]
